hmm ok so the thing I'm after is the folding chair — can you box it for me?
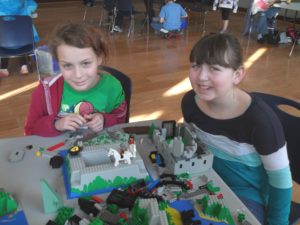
[111,0,135,37]
[289,30,300,56]
[0,15,36,73]
[251,92,300,224]
[83,0,103,22]
[102,66,132,122]
[83,0,115,28]
[186,0,211,33]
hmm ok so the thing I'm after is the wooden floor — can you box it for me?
[0,1,299,203]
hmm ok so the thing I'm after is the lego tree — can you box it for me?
[197,195,235,225]
[107,203,119,214]
[131,200,148,225]
[89,218,104,225]
[158,201,169,210]
[207,181,221,194]
[54,207,74,225]
[147,124,156,139]
[0,191,18,217]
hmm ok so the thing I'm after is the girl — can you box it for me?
[24,22,127,137]
[181,33,292,225]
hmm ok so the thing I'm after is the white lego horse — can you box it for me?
[107,148,133,167]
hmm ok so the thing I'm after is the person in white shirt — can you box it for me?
[213,0,239,33]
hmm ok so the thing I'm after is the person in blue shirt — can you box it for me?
[0,0,39,77]
[150,0,188,33]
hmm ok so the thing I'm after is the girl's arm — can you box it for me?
[254,112,292,225]
[24,82,62,137]
[24,77,63,137]
[261,147,292,225]
[102,100,127,127]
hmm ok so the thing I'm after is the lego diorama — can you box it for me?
[0,120,255,225]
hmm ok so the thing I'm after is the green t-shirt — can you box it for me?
[59,73,125,116]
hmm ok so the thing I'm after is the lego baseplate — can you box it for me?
[62,130,151,199]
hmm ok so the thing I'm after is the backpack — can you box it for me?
[267,30,280,45]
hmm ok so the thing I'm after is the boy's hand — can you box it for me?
[84,113,104,132]
[54,114,86,132]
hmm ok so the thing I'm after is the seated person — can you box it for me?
[24,22,127,137]
[242,0,280,43]
[182,33,293,225]
[256,6,280,43]
[112,0,134,33]
[0,0,39,77]
[151,0,188,33]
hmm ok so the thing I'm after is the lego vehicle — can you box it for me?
[68,141,83,156]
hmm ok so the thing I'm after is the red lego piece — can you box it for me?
[186,180,193,190]
[119,212,128,221]
[217,193,224,199]
[47,142,65,151]
[92,196,104,204]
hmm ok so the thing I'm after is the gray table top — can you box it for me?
[0,121,261,225]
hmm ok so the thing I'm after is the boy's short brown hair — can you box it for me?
[49,22,108,61]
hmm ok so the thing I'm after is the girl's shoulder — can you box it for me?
[100,72,120,83]
[246,93,283,129]
[33,75,64,95]
[248,94,277,117]
[98,72,123,90]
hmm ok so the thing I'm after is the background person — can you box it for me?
[255,6,280,43]
[24,22,127,137]
[150,0,188,33]
[0,0,39,77]
[111,0,134,33]
[242,0,281,43]
[181,33,292,225]
[212,0,239,33]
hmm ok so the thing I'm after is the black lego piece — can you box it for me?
[49,155,64,169]
[78,198,99,217]
[68,214,82,225]
[106,189,137,209]
[46,220,58,225]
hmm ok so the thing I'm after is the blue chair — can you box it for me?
[102,66,132,122]
[0,15,35,73]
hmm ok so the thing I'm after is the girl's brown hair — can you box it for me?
[49,22,108,61]
[190,33,243,70]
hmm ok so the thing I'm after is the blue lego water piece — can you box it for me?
[0,209,29,225]
[170,200,229,225]
[146,179,161,191]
